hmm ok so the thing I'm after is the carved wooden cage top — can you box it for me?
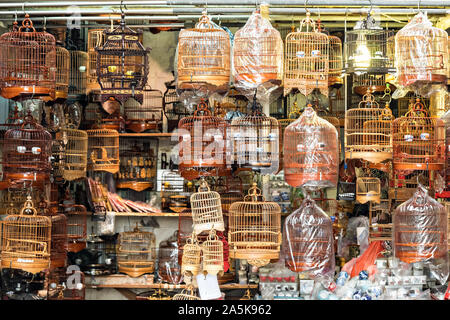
[55,46,70,100]
[124,87,163,133]
[69,50,88,96]
[0,14,56,101]
[54,127,88,181]
[87,129,120,173]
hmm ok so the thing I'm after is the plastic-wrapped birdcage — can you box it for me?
[345,93,394,163]
[284,12,329,97]
[356,177,381,204]
[202,229,224,276]
[395,12,448,92]
[190,180,224,234]
[157,232,183,284]
[55,46,70,101]
[87,129,120,173]
[282,194,335,279]
[0,15,56,101]
[124,87,163,133]
[69,50,87,96]
[393,184,448,284]
[180,233,202,276]
[283,105,339,189]
[232,10,283,95]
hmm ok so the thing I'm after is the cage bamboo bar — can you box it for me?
[55,45,70,101]
[87,29,105,94]
[61,192,87,253]
[87,128,120,173]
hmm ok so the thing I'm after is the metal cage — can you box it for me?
[124,87,163,133]
[69,50,88,96]
[87,128,120,173]
[190,180,224,234]
[54,127,88,181]
[55,46,70,101]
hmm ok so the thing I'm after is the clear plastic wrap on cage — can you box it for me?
[97,212,116,236]
[393,184,448,285]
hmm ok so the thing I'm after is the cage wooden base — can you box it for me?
[356,194,381,204]
[345,151,392,164]
[178,76,229,90]
[393,163,444,171]
[234,73,279,84]
[118,263,155,278]
[55,90,68,101]
[4,172,50,182]
[229,249,279,261]
[398,74,447,87]
[354,85,386,96]
[329,76,344,87]
[1,259,49,274]
[68,241,87,253]
[284,173,337,188]
[203,266,224,277]
[126,121,158,133]
[0,86,55,101]
[116,181,153,192]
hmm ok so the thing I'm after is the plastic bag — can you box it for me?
[157,231,183,284]
[350,240,384,278]
[97,212,115,236]
[393,184,449,285]
[282,193,335,281]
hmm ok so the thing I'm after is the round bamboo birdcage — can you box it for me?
[356,177,381,204]
[0,196,52,274]
[0,15,56,101]
[232,10,283,91]
[284,12,329,97]
[124,87,163,133]
[69,50,88,96]
[172,285,200,300]
[55,46,70,101]
[228,183,281,267]
[284,105,339,189]
[392,98,445,171]
[190,179,224,234]
[2,112,53,183]
[117,225,156,277]
[178,100,228,180]
[87,29,105,94]
[395,12,448,88]
[202,229,224,276]
[63,203,87,253]
[345,93,394,164]
[87,128,120,173]
[177,11,231,91]
[181,233,202,276]
[230,95,280,174]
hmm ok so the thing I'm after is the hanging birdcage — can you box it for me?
[157,232,183,284]
[46,268,85,300]
[316,20,343,88]
[117,225,156,277]
[282,194,335,278]
[2,112,52,183]
[392,98,445,171]
[202,229,224,276]
[87,129,120,173]
[230,95,280,174]
[284,12,329,97]
[0,15,56,101]
[395,12,448,89]
[177,11,231,92]
[62,202,87,253]
[228,183,281,267]
[55,46,70,101]
[356,177,381,204]
[429,90,450,118]
[0,196,52,273]
[172,285,201,300]
[352,73,388,96]
[95,13,150,104]
[124,87,163,133]
[180,233,202,276]
[69,50,88,96]
[163,81,189,132]
[232,10,283,92]
[397,95,430,117]
[87,29,106,94]
[219,176,244,214]
[283,105,339,189]
[178,100,228,180]
[389,170,432,202]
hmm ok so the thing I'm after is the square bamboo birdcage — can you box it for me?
[124,87,163,133]
[181,233,202,276]
[0,15,56,101]
[228,183,281,267]
[345,93,394,164]
[54,127,88,181]
[356,177,381,204]
[87,29,106,94]
[87,128,120,173]
[177,11,231,92]
[392,98,445,171]
[69,50,88,96]
[0,196,52,274]
[202,229,224,276]
[46,268,85,300]
[369,199,392,242]
[190,180,224,234]
[117,225,156,277]
[55,46,70,101]
[284,12,329,97]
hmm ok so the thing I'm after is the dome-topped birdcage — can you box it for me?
[228,183,281,267]
[87,29,106,94]
[69,50,88,96]
[55,45,70,101]
[393,98,445,171]
[284,105,339,189]
[96,13,150,105]
[177,10,231,92]
[230,94,280,174]
[181,232,202,276]
[87,129,120,173]
[0,15,56,101]
[232,10,283,93]
[178,99,228,180]
[345,92,394,163]
[124,87,163,133]
[284,12,329,97]
[395,12,448,89]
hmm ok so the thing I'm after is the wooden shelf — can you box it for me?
[87,211,190,217]
[119,132,177,138]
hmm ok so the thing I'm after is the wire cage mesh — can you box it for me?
[202,229,224,276]
[54,127,88,181]
[369,199,392,242]
[177,11,231,92]
[180,233,202,276]
[157,233,183,284]
[283,105,339,189]
[228,183,281,267]
[87,128,120,173]
[178,100,228,180]
[0,15,56,101]
[55,46,70,101]
[284,12,329,97]
[117,225,156,277]
[345,93,394,163]
[217,176,244,214]
[0,196,52,274]
[316,20,343,88]
[69,50,88,96]
[87,29,106,94]
[190,180,224,234]
[124,87,163,133]
[392,98,445,171]
[46,268,85,300]
[356,177,381,204]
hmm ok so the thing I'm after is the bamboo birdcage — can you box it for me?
[172,285,201,300]
[117,225,156,277]
[0,196,51,274]
[190,179,224,234]
[356,177,381,204]
[353,73,388,96]
[0,15,56,101]
[124,87,163,133]
[178,100,228,180]
[69,50,88,96]
[230,95,280,174]
[228,183,281,267]
[62,202,87,253]
[163,81,189,132]
[232,10,283,91]
[316,20,343,87]
[429,90,450,118]
[345,92,394,163]
[278,101,302,172]
[55,46,70,101]
[395,12,448,88]
[202,229,224,276]
[2,112,53,183]
[393,98,445,171]
[284,105,339,189]
[181,233,202,276]
[87,129,120,173]
[49,213,68,270]
[219,176,244,214]
[158,232,183,284]
[87,29,106,94]
[177,11,231,91]
[284,12,329,97]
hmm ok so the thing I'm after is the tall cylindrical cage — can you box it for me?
[124,87,163,133]
[87,129,120,173]
[181,233,202,276]
[328,34,343,87]
[55,46,70,101]
[61,194,87,253]
[69,50,88,96]
[87,29,106,93]
[54,128,88,181]
[202,229,224,276]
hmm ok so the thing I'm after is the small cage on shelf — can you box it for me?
[55,46,70,101]
[172,285,200,301]
[87,129,120,174]
[181,233,202,276]
[69,50,88,96]
[157,232,183,284]
[124,88,163,133]
[356,177,381,204]
[369,199,392,242]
